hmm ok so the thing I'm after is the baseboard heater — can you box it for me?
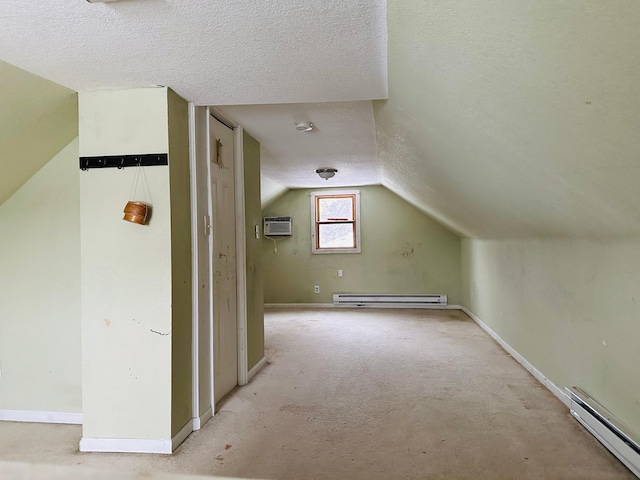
[566,387,640,478]
[332,293,447,307]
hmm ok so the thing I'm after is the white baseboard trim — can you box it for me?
[80,421,193,454]
[248,356,267,382]
[459,306,570,408]
[265,303,462,310]
[192,406,212,431]
[0,410,82,425]
[332,304,462,309]
[265,303,335,308]
[80,437,172,454]
[172,419,193,451]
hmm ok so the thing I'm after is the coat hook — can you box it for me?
[79,153,167,170]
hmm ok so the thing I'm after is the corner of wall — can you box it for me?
[167,90,193,437]
[243,131,265,369]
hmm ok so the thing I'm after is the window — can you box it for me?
[311,190,360,254]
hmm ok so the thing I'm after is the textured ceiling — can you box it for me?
[0,0,387,106]
[220,102,380,191]
[3,1,639,240]
[377,0,640,238]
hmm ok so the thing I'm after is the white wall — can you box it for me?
[79,88,173,440]
[0,139,81,413]
[462,238,640,435]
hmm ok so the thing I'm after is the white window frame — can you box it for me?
[310,190,361,254]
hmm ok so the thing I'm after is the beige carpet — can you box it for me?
[0,308,634,479]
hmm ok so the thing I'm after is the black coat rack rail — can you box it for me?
[79,154,168,171]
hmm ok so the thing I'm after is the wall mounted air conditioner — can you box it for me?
[263,216,292,237]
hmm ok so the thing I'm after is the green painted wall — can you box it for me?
[461,238,640,435]
[243,132,265,369]
[262,185,461,304]
[79,87,173,440]
[0,60,78,206]
[0,139,81,413]
[168,89,192,436]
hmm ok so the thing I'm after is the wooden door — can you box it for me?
[209,115,238,405]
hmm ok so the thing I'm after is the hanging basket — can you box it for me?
[123,162,152,225]
[123,201,149,225]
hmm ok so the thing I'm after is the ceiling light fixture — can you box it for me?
[316,168,337,180]
[295,121,314,132]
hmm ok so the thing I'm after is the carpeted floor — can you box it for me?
[0,308,634,479]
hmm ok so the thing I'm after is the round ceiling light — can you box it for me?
[315,168,337,180]
[295,121,314,132]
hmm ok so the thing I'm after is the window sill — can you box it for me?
[312,248,361,254]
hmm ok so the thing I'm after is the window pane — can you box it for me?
[318,223,355,249]
[318,196,353,222]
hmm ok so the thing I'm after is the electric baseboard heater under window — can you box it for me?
[333,293,447,307]
[566,386,640,477]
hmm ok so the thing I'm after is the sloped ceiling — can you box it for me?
[2,1,639,240]
[377,1,640,238]
[0,60,77,206]
[0,0,387,208]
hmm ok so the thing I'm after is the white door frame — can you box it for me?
[189,105,249,430]
[188,103,200,428]
[233,124,249,387]
[205,108,215,414]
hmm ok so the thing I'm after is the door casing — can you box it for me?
[189,105,249,429]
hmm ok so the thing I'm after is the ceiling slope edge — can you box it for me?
[261,175,289,209]
[380,175,474,238]
[0,60,78,206]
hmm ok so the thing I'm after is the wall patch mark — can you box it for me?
[150,329,171,336]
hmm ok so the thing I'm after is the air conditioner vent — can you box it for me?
[264,216,292,237]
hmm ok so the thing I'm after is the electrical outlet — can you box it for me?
[338,269,343,277]
[314,285,320,294]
